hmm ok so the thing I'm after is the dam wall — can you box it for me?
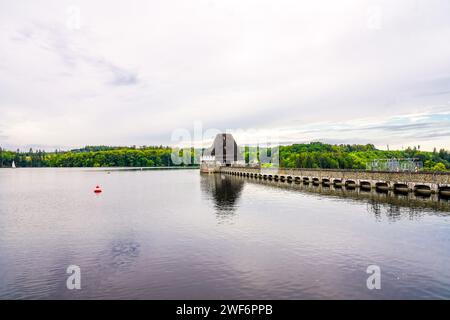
[217,166,450,195]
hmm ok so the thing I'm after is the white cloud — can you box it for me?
[0,0,449,150]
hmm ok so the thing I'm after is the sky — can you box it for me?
[0,0,450,151]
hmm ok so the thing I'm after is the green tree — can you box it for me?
[433,162,447,172]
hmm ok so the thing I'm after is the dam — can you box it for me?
[219,166,450,196]
[200,134,450,197]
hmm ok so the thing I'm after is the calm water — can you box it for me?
[0,168,450,299]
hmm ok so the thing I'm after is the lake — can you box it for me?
[0,168,449,299]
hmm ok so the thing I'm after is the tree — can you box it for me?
[433,162,447,172]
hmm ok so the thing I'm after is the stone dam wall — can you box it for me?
[213,166,450,195]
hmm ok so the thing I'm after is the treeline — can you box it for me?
[277,142,450,171]
[1,142,449,170]
[0,146,197,168]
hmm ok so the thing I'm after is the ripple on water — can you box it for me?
[0,169,449,299]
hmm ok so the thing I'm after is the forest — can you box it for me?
[0,142,449,171]
[0,146,188,168]
[276,142,449,171]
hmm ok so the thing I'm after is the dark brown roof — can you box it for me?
[203,133,243,163]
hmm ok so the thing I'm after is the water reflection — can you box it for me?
[2,169,450,299]
[200,174,244,221]
[216,174,450,221]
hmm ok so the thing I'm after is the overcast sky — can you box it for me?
[1,0,449,151]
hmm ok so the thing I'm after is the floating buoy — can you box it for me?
[94,185,102,193]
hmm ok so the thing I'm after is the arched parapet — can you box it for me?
[393,182,410,193]
[438,185,450,197]
[345,180,357,188]
[414,184,432,196]
[360,181,371,189]
[375,181,390,191]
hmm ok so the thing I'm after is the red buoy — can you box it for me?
[94,185,102,193]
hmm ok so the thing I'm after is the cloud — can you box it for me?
[107,65,138,86]
[267,110,450,150]
[11,22,139,87]
[338,121,445,133]
[0,0,449,151]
